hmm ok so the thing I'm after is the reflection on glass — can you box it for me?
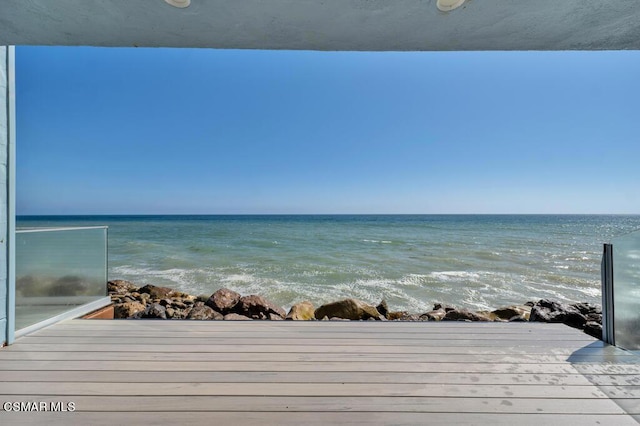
[15,227,107,331]
[612,229,640,352]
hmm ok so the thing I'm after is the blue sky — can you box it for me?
[16,47,640,214]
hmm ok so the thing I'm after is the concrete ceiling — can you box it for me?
[0,0,639,51]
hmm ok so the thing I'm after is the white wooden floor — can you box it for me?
[0,320,639,425]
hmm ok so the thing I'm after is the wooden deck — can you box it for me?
[0,320,639,425]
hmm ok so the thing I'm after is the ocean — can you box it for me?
[16,215,640,313]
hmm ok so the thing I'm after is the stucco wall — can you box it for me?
[0,46,8,345]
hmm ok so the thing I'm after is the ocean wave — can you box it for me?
[428,271,481,281]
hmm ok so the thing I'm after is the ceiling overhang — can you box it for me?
[1,0,639,51]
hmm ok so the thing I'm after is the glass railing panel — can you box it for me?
[15,227,108,331]
[612,229,640,352]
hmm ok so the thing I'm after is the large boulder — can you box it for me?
[571,302,602,316]
[529,299,590,329]
[563,310,589,329]
[235,295,286,320]
[376,300,389,318]
[140,303,167,320]
[443,308,492,322]
[529,299,568,323]
[314,299,381,321]
[286,301,315,320]
[114,301,146,319]
[206,288,241,314]
[138,284,174,300]
[186,302,224,320]
[224,313,253,321]
[492,305,532,321]
[387,311,409,321]
[584,321,603,339]
[421,309,446,321]
[433,303,456,312]
[394,313,422,321]
[571,303,603,324]
[108,280,139,295]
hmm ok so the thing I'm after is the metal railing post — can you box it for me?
[601,243,615,345]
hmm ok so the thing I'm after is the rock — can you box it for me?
[235,295,286,320]
[269,313,284,320]
[141,303,167,320]
[586,313,603,323]
[114,301,146,319]
[422,309,446,321]
[286,301,315,320]
[529,299,592,330]
[159,298,173,307]
[477,310,499,321]
[138,284,174,300]
[571,302,602,316]
[185,294,197,301]
[492,305,532,321]
[224,313,252,321]
[108,280,139,294]
[314,299,381,321]
[394,313,421,321]
[388,311,408,321]
[171,291,193,299]
[443,309,492,322]
[172,301,187,309]
[529,299,567,323]
[563,310,588,330]
[433,303,456,312]
[171,308,188,319]
[376,300,389,318]
[206,288,241,314]
[186,303,224,320]
[584,321,603,339]
[165,307,175,318]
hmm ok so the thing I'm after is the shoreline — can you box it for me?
[108,279,603,339]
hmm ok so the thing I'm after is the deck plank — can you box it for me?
[1,382,627,398]
[0,395,630,414]
[0,342,617,355]
[13,337,601,347]
[0,370,607,385]
[0,351,635,364]
[0,412,637,426]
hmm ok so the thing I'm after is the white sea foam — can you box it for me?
[221,273,255,284]
[362,239,393,244]
[428,271,481,281]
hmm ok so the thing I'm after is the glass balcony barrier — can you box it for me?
[609,229,640,353]
[15,226,109,335]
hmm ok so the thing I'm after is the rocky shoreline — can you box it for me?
[108,280,603,339]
